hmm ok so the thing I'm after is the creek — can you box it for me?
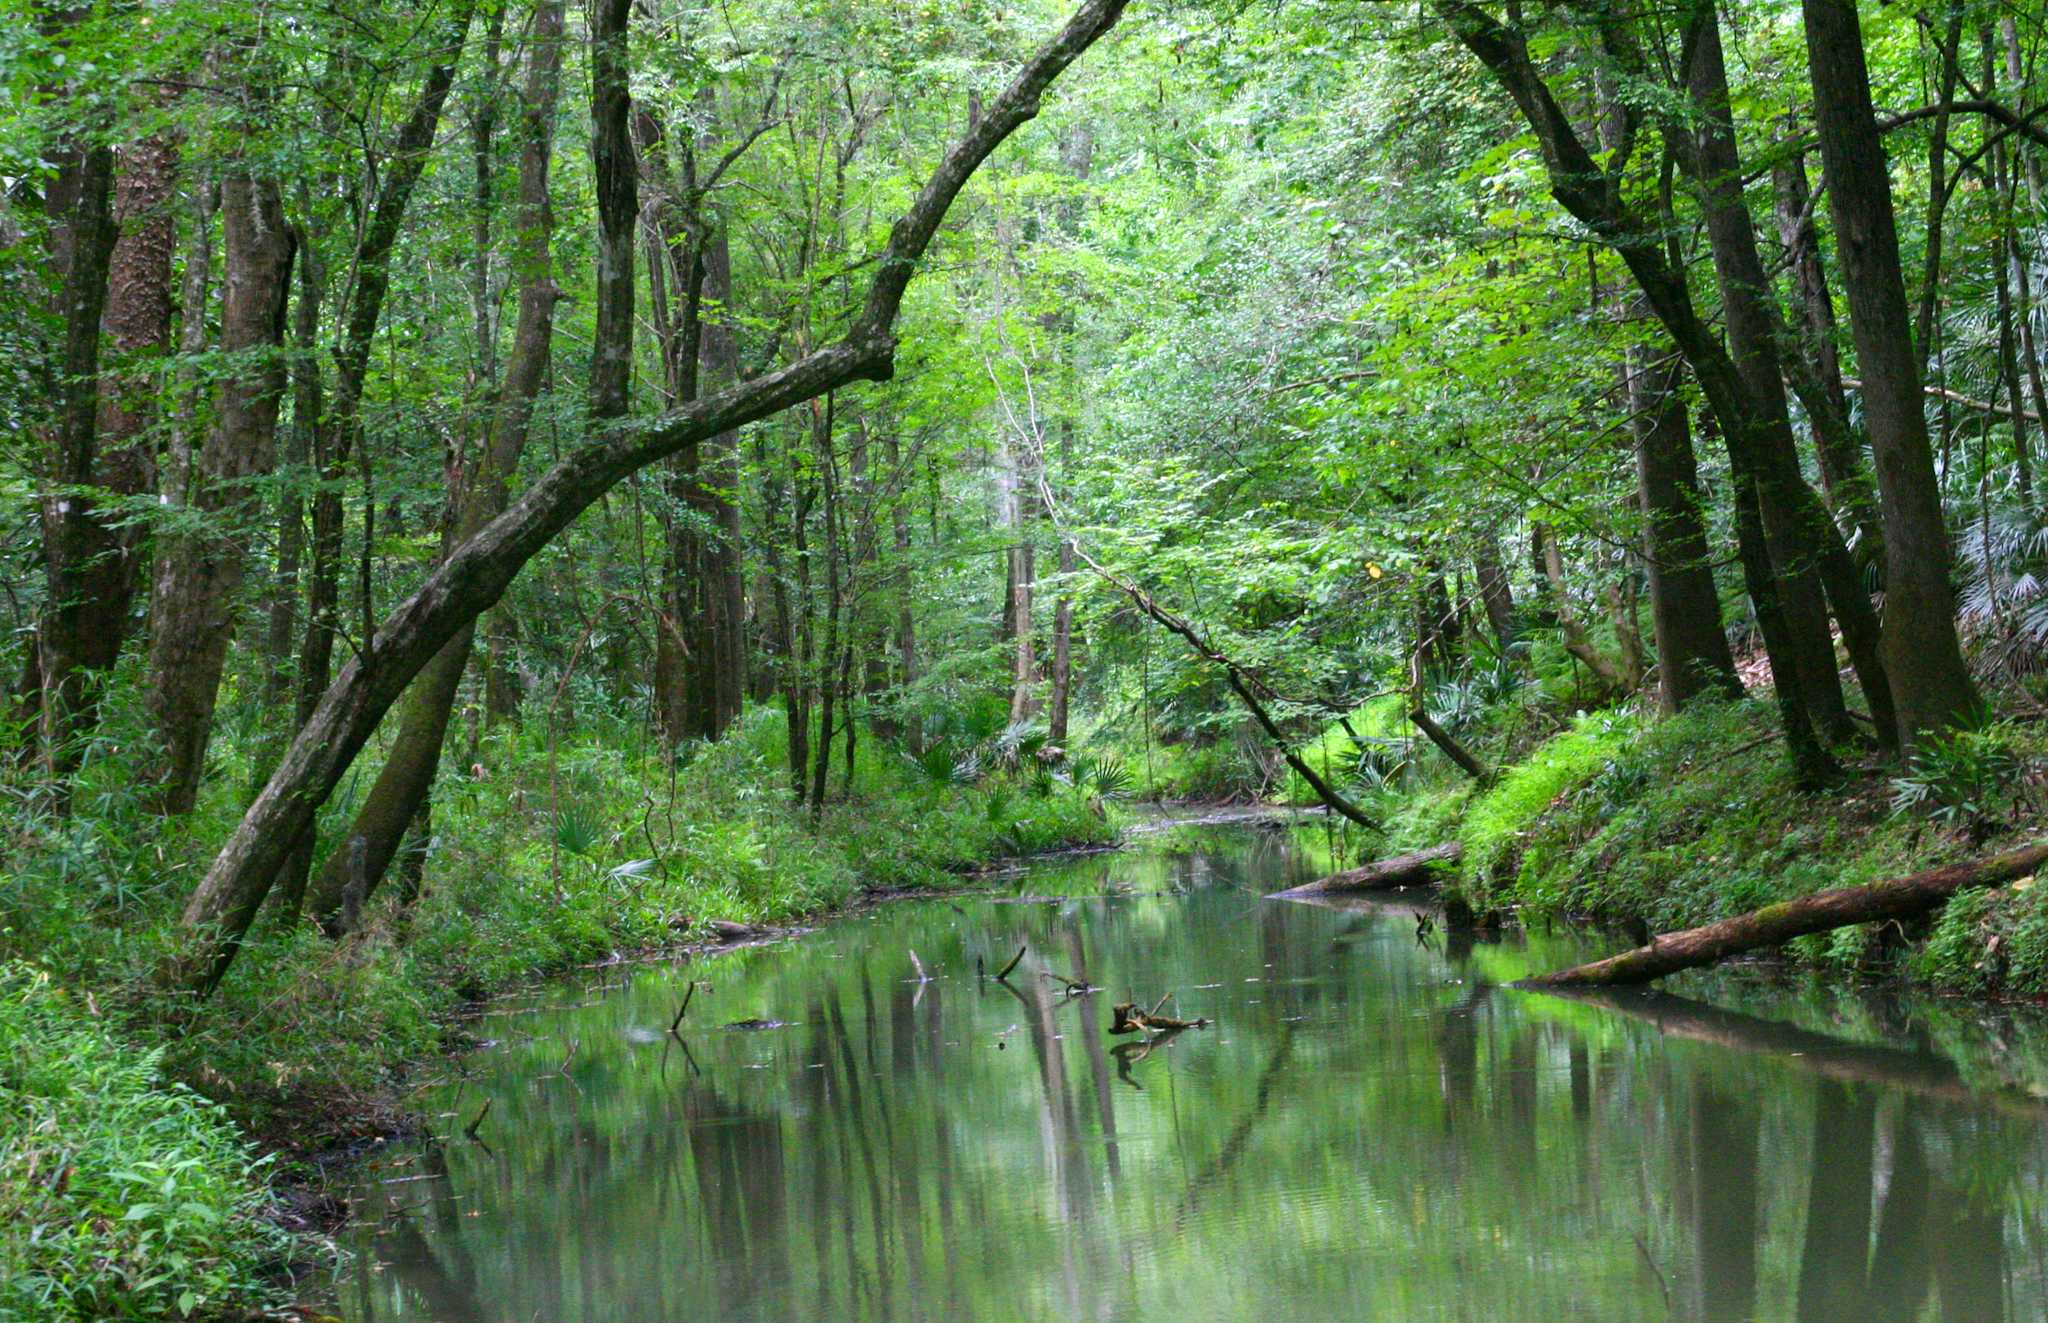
[339,820,2048,1320]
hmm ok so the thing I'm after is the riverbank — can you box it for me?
[1348,696,2048,998]
[0,709,1121,1320]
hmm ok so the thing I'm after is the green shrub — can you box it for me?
[0,963,302,1322]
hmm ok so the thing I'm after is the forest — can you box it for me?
[7,0,2048,1316]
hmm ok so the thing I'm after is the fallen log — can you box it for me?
[1523,839,2048,987]
[1268,842,1463,897]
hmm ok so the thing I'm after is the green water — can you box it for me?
[341,823,2048,1321]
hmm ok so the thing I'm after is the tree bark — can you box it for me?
[34,140,120,781]
[167,0,1134,994]
[1802,0,1982,747]
[1525,839,2048,986]
[304,0,564,934]
[1685,0,1874,745]
[1627,353,1741,712]
[1772,142,1887,559]
[145,165,295,814]
[1472,527,1518,652]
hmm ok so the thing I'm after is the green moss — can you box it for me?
[1456,710,1639,906]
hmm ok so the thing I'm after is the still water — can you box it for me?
[341,822,2048,1321]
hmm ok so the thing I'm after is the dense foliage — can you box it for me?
[9,0,2048,1310]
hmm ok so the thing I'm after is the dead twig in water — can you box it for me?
[995,944,1027,981]
[1043,970,1097,995]
[669,982,696,1035]
[1110,1001,1210,1034]
[463,1098,491,1139]
[559,1038,579,1076]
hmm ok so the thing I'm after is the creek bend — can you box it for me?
[340,822,2048,1321]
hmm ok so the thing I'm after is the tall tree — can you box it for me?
[145,160,295,813]
[1801,0,1981,746]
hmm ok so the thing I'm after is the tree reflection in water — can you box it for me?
[344,826,2048,1322]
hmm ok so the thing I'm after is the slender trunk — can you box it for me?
[252,210,324,805]
[1771,141,1887,558]
[1628,353,1741,712]
[294,0,478,810]
[305,0,564,934]
[145,166,295,814]
[34,142,119,780]
[1003,430,1038,723]
[885,429,919,745]
[1803,0,1982,746]
[811,399,840,817]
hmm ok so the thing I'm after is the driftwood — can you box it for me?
[1110,1000,1210,1034]
[1268,842,1463,897]
[1525,839,2048,987]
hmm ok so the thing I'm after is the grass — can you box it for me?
[0,963,298,1322]
[1378,692,2048,996]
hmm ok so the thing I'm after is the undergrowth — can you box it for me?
[0,693,1122,1315]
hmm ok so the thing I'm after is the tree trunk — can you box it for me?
[293,0,478,815]
[33,141,119,781]
[1627,353,1741,712]
[1802,0,1982,747]
[1267,842,1463,897]
[1534,522,1625,696]
[145,166,295,814]
[304,0,564,935]
[164,0,1133,993]
[1472,528,1517,651]
[1685,0,1868,744]
[1526,839,2048,986]
[1772,141,1887,557]
[1435,0,1838,782]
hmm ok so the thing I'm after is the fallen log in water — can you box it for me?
[1523,839,2048,987]
[1267,842,1462,897]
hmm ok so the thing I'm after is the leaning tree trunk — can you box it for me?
[1435,0,1836,783]
[1802,0,1981,748]
[166,0,1134,995]
[145,165,295,814]
[1685,0,1880,746]
[304,0,564,934]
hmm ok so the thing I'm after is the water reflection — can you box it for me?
[343,824,2048,1322]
